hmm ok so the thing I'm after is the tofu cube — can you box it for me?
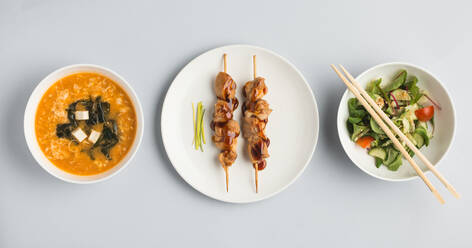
[88,130,101,144]
[75,111,89,120]
[71,128,87,143]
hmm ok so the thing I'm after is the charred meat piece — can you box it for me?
[243,99,272,121]
[243,77,268,102]
[214,72,237,100]
[242,116,266,139]
[253,160,267,170]
[219,150,238,168]
[213,100,233,123]
[247,136,270,163]
[212,120,240,151]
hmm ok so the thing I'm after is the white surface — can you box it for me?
[337,63,455,181]
[161,45,318,203]
[24,64,144,184]
[0,0,471,247]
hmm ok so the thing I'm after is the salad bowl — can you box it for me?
[337,62,455,181]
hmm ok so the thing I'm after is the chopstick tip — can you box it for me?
[433,190,445,204]
[448,186,461,199]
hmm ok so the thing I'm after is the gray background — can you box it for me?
[0,0,470,247]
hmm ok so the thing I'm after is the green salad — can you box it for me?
[347,70,438,171]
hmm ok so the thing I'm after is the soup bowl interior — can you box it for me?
[24,64,144,183]
[337,62,455,181]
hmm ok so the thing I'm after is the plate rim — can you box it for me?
[161,44,319,203]
[336,62,456,182]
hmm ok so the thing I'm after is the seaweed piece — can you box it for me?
[95,124,119,160]
[86,98,98,126]
[96,96,110,123]
[108,120,118,135]
[86,97,111,125]
[101,101,110,117]
[56,123,75,140]
[66,105,77,125]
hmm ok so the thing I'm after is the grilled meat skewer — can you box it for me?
[211,54,240,192]
[242,55,272,193]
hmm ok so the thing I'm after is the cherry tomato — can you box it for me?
[415,106,434,122]
[356,136,375,149]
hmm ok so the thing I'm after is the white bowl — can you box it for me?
[337,62,455,181]
[24,64,144,184]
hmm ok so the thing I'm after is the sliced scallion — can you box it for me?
[200,109,206,144]
[192,102,206,151]
[192,103,195,145]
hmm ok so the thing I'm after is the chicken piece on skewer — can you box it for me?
[215,72,237,101]
[242,116,266,139]
[213,100,233,123]
[212,119,240,151]
[242,99,272,123]
[243,77,268,102]
[247,135,270,168]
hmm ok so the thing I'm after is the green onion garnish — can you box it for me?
[192,103,196,145]
[193,102,205,151]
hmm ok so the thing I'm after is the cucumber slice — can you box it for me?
[387,153,403,171]
[415,126,429,146]
[413,133,424,148]
[368,147,386,160]
[370,117,384,134]
[417,121,428,130]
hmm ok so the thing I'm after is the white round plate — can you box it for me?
[337,62,455,181]
[161,45,319,203]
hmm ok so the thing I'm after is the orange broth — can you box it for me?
[35,73,137,175]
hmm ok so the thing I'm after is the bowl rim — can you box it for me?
[160,44,319,203]
[336,62,456,182]
[24,64,144,184]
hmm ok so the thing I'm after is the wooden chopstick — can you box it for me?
[331,65,445,204]
[338,65,460,199]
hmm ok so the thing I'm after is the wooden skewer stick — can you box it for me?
[223,53,229,192]
[253,55,257,79]
[253,55,259,193]
[339,64,460,199]
[224,53,227,73]
[331,64,444,204]
[224,165,229,192]
[255,164,259,193]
